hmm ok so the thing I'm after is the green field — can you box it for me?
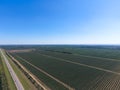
[7,45,120,90]
[33,50,120,72]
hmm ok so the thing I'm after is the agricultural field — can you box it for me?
[4,45,120,90]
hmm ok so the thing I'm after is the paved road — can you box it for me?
[0,49,24,90]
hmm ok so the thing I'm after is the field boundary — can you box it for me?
[6,52,51,90]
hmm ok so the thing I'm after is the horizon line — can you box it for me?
[0,44,120,46]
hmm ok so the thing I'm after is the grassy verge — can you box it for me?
[0,55,9,90]
[0,56,3,90]
[0,51,17,90]
[5,53,37,90]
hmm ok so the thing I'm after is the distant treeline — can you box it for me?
[1,45,120,50]
[44,50,72,54]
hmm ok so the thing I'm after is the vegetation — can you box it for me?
[3,45,120,90]
[10,51,120,89]
[34,50,120,72]
[12,54,68,90]
[0,56,3,90]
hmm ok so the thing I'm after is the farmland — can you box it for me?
[3,45,120,90]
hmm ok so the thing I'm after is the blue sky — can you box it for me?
[0,0,120,44]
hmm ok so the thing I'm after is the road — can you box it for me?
[0,49,24,90]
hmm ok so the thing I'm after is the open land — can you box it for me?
[1,45,120,90]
